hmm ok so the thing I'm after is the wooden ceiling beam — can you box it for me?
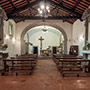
[0,1,8,4]
[81,0,90,6]
[7,0,41,16]
[72,0,81,10]
[59,0,63,3]
[8,15,81,20]
[47,0,82,17]
[66,0,88,8]
[7,0,83,17]
[26,0,32,16]
[55,8,59,16]
[1,1,25,9]
[9,0,16,9]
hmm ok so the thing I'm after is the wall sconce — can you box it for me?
[6,35,9,40]
[12,37,15,43]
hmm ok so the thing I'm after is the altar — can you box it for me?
[40,49,51,56]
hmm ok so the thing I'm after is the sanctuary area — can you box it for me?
[0,0,90,90]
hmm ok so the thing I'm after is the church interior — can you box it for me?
[0,0,90,90]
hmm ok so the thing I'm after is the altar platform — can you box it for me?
[40,49,52,56]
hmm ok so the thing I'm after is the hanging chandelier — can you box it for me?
[38,1,50,32]
[42,25,48,32]
[38,4,50,18]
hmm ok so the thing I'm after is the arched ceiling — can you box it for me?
[25,25,63,37]
[0,0,90,24]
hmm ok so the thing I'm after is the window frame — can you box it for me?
[8,22,13,37]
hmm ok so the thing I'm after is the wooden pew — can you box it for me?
[53,54,82,66]
[2,54,38,75]
[53,54,90,77]
[2,58,37,75]
[58,59,90,77]
[16,54,38,64]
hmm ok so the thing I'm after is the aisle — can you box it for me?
[0,59,90,90]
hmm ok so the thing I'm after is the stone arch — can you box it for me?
[21,22,68,54]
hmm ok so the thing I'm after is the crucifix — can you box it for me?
[39,36,44,49]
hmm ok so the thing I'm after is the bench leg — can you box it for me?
[77,74,79,77]
[1,72,5,76]
[16,72,18,76]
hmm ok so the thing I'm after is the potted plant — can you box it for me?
[86,42,90,50]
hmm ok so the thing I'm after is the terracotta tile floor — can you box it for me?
[0,59,90,90]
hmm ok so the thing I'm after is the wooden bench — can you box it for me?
[2,57,37,76]
[58,59,90,77]
[53,54,82,66]
[53,54,90,77]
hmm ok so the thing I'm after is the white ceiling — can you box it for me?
[26,25,62,37]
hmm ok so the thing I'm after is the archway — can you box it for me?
[21,22,68,54]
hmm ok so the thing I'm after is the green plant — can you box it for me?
[87,43,90,47]
[86,42,90,50]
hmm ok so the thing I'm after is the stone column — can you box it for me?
[85,18,89,45]
[82,7,90,48]
[0,13,4,41]
[0,7,7,42]
[82,7,90,59]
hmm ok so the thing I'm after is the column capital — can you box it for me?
[0,7,7,20]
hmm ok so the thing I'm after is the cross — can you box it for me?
[39,36,44,49]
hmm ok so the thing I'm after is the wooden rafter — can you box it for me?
[26,0,32,16]
[0,0,89,24]
[9,0,16,9]
[47,0,82,17]
[8,15,81,20]
[7,0,41,16]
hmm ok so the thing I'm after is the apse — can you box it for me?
[24,25,64,55]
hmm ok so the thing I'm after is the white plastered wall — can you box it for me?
[3,19,73,56]
[72,19,85,56]
[3,19,16,57]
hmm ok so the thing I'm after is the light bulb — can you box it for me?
[46,6,49,10]
[39,10,43,14]
[48,9,50,13]
[38,8,40,11]
[41,5,44,9]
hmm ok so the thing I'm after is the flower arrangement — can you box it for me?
[0,44,8,50]
[2,44,8,50]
